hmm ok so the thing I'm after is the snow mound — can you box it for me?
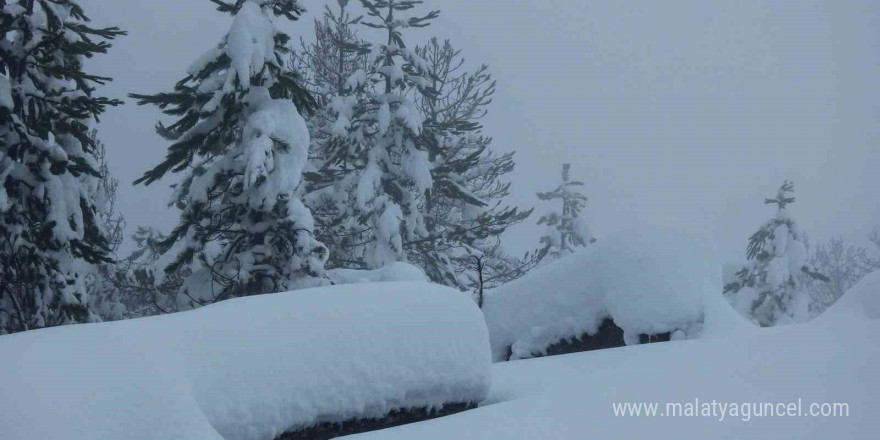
[328,261,428,285]
[816,270,880,322]
[484,225,749,361]
[0,283,491,440]
[352,307,880,440]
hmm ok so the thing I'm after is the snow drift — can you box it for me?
[483,225,749,361]
[353,297,880,440]
[328,261,428,285]
[0,283,491,440]
[816,270,880,322]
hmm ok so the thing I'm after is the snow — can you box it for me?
[357,157,382,210]
[370,200,405,267]
[240,87,310,203]
[0,282,491,440]
[351,304,880,440]
[345,69,368,91]
[816,270,880,322]
[484,225,749,361]
[328,261,428,285]
[226,0,276,90]
[403,148,433,194]
[378,101,391,134]
[0,75,12,109]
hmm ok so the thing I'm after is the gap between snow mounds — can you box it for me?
[484,225,753,362]
[0,282,492,440]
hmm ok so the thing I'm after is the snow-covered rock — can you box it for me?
[0,282,491,440]
[328,261,428,285]
[484,225,749,361]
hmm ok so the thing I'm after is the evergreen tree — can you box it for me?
[0,0,124,333]
[298,0,438,271]
[86,130,126,321]
[348,0,438,268]
[131,0,327,310]
[409,37,533,290]
[295,6,537,291]
[293,0,372,271]
[724,181,829,326]
[536,163,592,261]
[112,226,182,317]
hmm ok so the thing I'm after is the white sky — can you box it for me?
[79,0,879,262]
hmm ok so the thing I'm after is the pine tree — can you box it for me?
[536,163,592,261]
[347,0,439,268]
[299,0,438,271]
[409,37,533,290]
[86,130,126,321]
[131,0,327,309]
[295,8,538,291]
[113,226,182,317]
[293,0,372,271]
[724,180,829,326]
[0,0,125,333]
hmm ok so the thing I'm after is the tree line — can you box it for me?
[2,0,873,335]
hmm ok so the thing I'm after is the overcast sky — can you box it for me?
[79,0,879,262]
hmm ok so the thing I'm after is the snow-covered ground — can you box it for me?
[354,272,880,439]
[2,255,876,440]
[0,282,490,440]
[327,261,428,285]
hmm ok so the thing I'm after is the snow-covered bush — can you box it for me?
[0,282,491,440]
[483,225,728,361]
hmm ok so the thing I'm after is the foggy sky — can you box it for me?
[79,0,879,262]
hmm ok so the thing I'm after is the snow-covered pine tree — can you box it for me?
[724,180,829,326]
[0,1,124,334]
[306,0,438,270]
[293,0,372,271]
[351,0,439,269]
[410,37,533,290]
[112,226,182,317]
[536,163,592,261]
[296,3,537,291]
[131,0,328,309]
[86,130,126,321]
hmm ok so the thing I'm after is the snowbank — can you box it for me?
[0,283,491,440]
[484,225,748,361]
[816,270,880,322]
[328,261,428,285]
[352,306,880,440]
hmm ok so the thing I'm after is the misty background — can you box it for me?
[79,0,879,262]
